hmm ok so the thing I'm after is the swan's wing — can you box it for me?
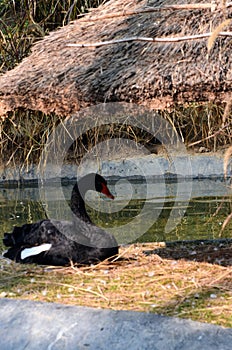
[74,220,118,249]
[50,219,91,246]
[51,217,117,249]
[48,216,118,249]
[21,243,52,260]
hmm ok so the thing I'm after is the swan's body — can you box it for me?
[3,173,118,266]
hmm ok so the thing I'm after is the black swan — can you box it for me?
[3,173,118,266]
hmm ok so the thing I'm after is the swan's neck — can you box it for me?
[70,183,92,223]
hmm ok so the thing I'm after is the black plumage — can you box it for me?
[3,173,118,266]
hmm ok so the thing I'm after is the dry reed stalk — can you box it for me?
[224,146,232,180]
[220,146,232,240]
[222,98,232,127]
[208,19,232,52]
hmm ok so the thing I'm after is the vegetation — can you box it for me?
[0,1,231,167]
[0,103,231,167]
[0,0,105,72]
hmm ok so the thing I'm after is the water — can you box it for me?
[0,179,231,249]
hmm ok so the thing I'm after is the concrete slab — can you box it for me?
[0,153,230,184]
[0,298,232,350]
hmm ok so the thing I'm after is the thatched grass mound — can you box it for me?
[0,0,232,116]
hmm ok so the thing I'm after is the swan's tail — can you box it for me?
[3,246,21,261]
[3,226,30,248]
[2,221,50,263]
[3,232,14,247]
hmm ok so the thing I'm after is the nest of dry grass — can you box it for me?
[1,242,231,327]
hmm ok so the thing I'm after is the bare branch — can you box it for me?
[67,32,232,48]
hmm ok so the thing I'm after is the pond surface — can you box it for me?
[0,178,231,249]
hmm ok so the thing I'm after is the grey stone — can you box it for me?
[0,299,232,350]
[0,154,229,184]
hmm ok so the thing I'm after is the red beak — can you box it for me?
[101,183,114,199]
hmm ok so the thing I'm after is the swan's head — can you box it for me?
[94,173,114,200]
[77,173,114,200]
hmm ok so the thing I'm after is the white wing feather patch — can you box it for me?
[21,243,52,260]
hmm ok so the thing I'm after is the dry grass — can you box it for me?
[0,0,104,72]
[0,102,231,167]
[1,243,231,327]
[0,110,63,166]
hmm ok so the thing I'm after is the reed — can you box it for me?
[0,102,231,167]
[0,0,105,72]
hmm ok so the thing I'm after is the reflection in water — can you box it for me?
[0,179,231,250]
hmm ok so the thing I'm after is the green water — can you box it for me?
[0,181,231,250]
